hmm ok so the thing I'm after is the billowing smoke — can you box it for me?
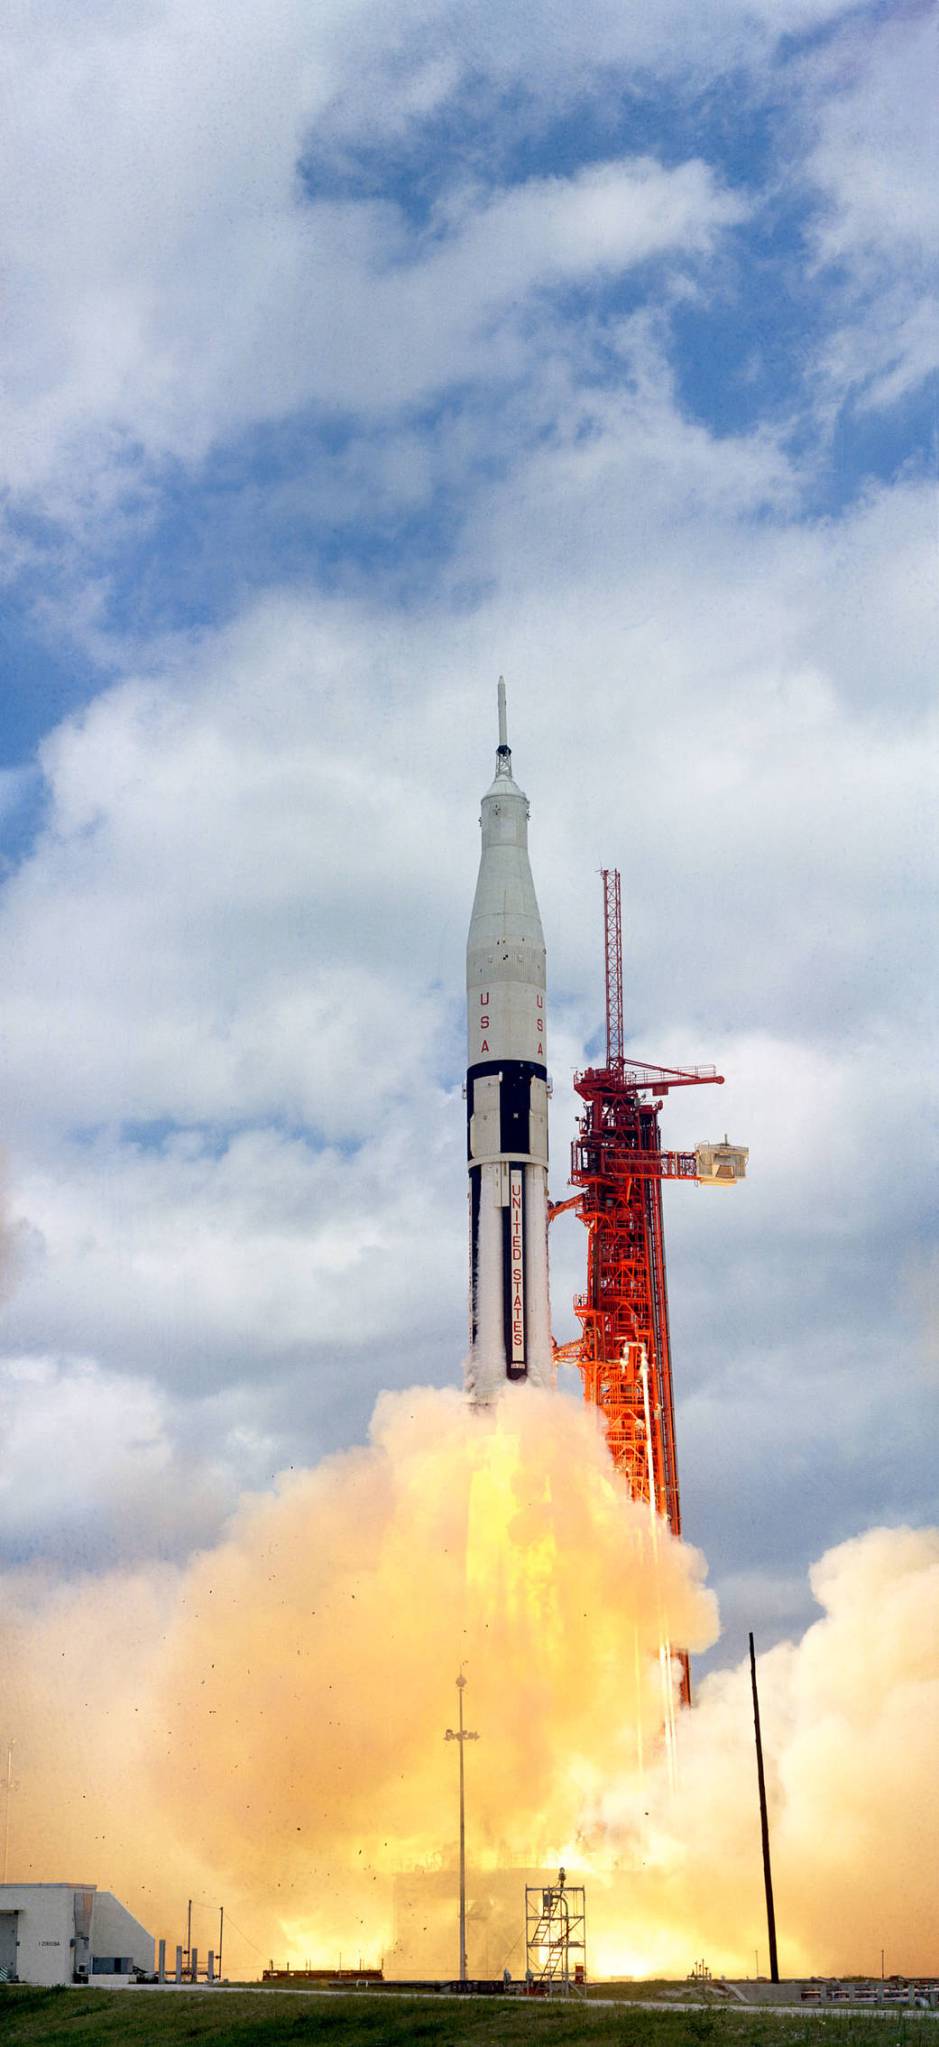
[581,1522,939,1979]
[0,1385,935,1981]
[150,1386,716,1968]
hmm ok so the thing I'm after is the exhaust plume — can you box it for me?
[0,1385,935,1980]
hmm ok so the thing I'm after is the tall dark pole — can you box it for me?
[444,1670,478,1984]
[749,1633,779,1983]
[457,1676,467,1981]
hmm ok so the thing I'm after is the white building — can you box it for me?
[0,1883,154,1986]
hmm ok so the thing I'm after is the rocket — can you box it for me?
[465,680,554,1401]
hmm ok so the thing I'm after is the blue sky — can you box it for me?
[0,0,935,1671]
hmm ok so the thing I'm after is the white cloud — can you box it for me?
[0,0,932,1605]
[0,377,933,1574]
[1,1115,466,1397]
[801,7,939,414]
[0,1159,19,1303]
[2,0,875,511]
[0,0,749,508]
[806,8,938,269]
[10,148,739,479]
[0,1353,257,1566]
[3,454,931,1160]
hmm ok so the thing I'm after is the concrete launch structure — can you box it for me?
[465,683,553,1400]
[0,1883,153,1986]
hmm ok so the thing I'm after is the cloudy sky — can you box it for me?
[1,0,935,1670]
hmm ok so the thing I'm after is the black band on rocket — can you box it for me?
[466,1058,548,1160]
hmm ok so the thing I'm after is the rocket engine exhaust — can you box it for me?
[465,681,553,1400]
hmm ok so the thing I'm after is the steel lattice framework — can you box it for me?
[525,1874,587,1996]
[571,1079,684,1531]
[553,871,738,1709]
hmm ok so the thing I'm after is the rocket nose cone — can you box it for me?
[483,766,527,801]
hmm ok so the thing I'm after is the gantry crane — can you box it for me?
[551,870,747,1706]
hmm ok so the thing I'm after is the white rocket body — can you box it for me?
[465,684,554,1400]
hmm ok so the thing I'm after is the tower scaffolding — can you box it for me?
[524,1870,586,1996]
[552,871,748,1707]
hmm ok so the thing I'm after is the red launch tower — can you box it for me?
[553,871,747,1704]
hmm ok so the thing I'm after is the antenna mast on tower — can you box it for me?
[603,869,624,1067]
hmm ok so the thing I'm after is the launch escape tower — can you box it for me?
[552,871,747,1706]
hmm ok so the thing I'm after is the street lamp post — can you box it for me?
[444,1671,479,1983]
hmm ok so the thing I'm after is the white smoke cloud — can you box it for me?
[0,1390,934,1980]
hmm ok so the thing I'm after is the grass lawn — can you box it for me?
[0,1988,921,2047]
